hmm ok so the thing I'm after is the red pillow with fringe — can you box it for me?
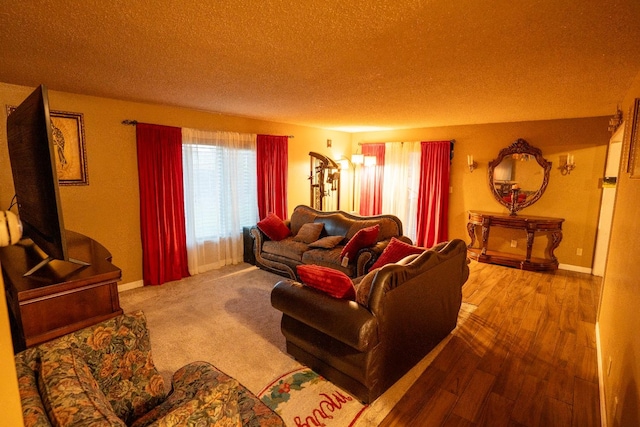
[370,237,424,270]
[296,265,356,300]
[340,225,379,264]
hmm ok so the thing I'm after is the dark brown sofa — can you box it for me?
[249,205,409,279]
[270,239,470,403]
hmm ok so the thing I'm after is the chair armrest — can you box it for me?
[131,362,240,427]
[271,280,379,352]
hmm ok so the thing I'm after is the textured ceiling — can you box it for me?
[1,0,640,131]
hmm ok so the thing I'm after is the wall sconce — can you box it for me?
[467,155,478,172]
[364,155,377,167]
[560,153,576,175]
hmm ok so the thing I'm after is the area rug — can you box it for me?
[259,367,367,427]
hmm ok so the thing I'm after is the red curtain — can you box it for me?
[416,140,451,247]
[136,123,190,286]
[256,135,288,220]
[359,143,385,216]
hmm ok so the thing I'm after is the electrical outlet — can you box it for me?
[576,248,583,256]
[510,240,517,248]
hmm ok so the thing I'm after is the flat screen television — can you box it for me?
[6,85,87,276]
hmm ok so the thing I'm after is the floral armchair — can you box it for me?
[14,310,283,426]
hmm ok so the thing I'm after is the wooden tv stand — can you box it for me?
[0,230,122,353]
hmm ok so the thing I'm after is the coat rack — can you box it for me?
[308,152,340,211]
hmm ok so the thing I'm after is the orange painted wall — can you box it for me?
[597,69,640,427]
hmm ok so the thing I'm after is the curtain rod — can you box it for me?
[358,139,455,145]
[121,119,294,138]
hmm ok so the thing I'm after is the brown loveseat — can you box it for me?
[15,311,283,426]
[250,205,409,279]
[270,239,470,403]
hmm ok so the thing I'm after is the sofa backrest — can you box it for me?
[289,205,403,242]
[366,239,469,312]
[17,311,166,426]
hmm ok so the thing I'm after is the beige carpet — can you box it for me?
[119,263,475,426]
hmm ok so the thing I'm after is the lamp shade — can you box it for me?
[0,211,23,246]
[351,154,364,165]
[364,155,377,167]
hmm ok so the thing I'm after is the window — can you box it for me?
[182,128,257,273]
[183,144,257,240]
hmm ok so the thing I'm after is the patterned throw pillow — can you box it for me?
[308,235,344,249]
[292,222,324,243]
[370,237,425,270]
[340,225,380,264]
[296,264,356,300]
[257,213,291,241]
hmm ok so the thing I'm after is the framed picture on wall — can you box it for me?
[623,98,640,179]
[6,106,89,185]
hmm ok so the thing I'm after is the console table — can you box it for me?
[466,211,564,271]
[0,231,122,353]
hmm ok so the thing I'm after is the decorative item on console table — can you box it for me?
[466,210,564,271]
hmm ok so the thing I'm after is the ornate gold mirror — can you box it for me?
[487,139,551,215]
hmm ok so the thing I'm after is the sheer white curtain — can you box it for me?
[182,128,258,274]
[381,141,421,243]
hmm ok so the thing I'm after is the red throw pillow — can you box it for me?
[296,265,356,300]
[340,225,380,264]
[257,213,291,241]
[370,237,424,270]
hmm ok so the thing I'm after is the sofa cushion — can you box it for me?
[370,237,425,270]
[297,264,356,300]
[292,222,324,243]
[257,213,291,241]
[340,224,379,264]
[131,362,240,427]
[308,235,344,249]
[301,247,355,277]
[38,347,126,427]
[263,238,309,261]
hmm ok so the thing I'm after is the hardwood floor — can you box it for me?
[381,260,602,427]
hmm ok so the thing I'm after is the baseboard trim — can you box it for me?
[596,321,608,427]
[118,280,144,292]
[558,263,592,274]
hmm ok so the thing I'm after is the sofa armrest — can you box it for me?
[15,349,52,427]
[271,280,379,352]
[131,362,240,427]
